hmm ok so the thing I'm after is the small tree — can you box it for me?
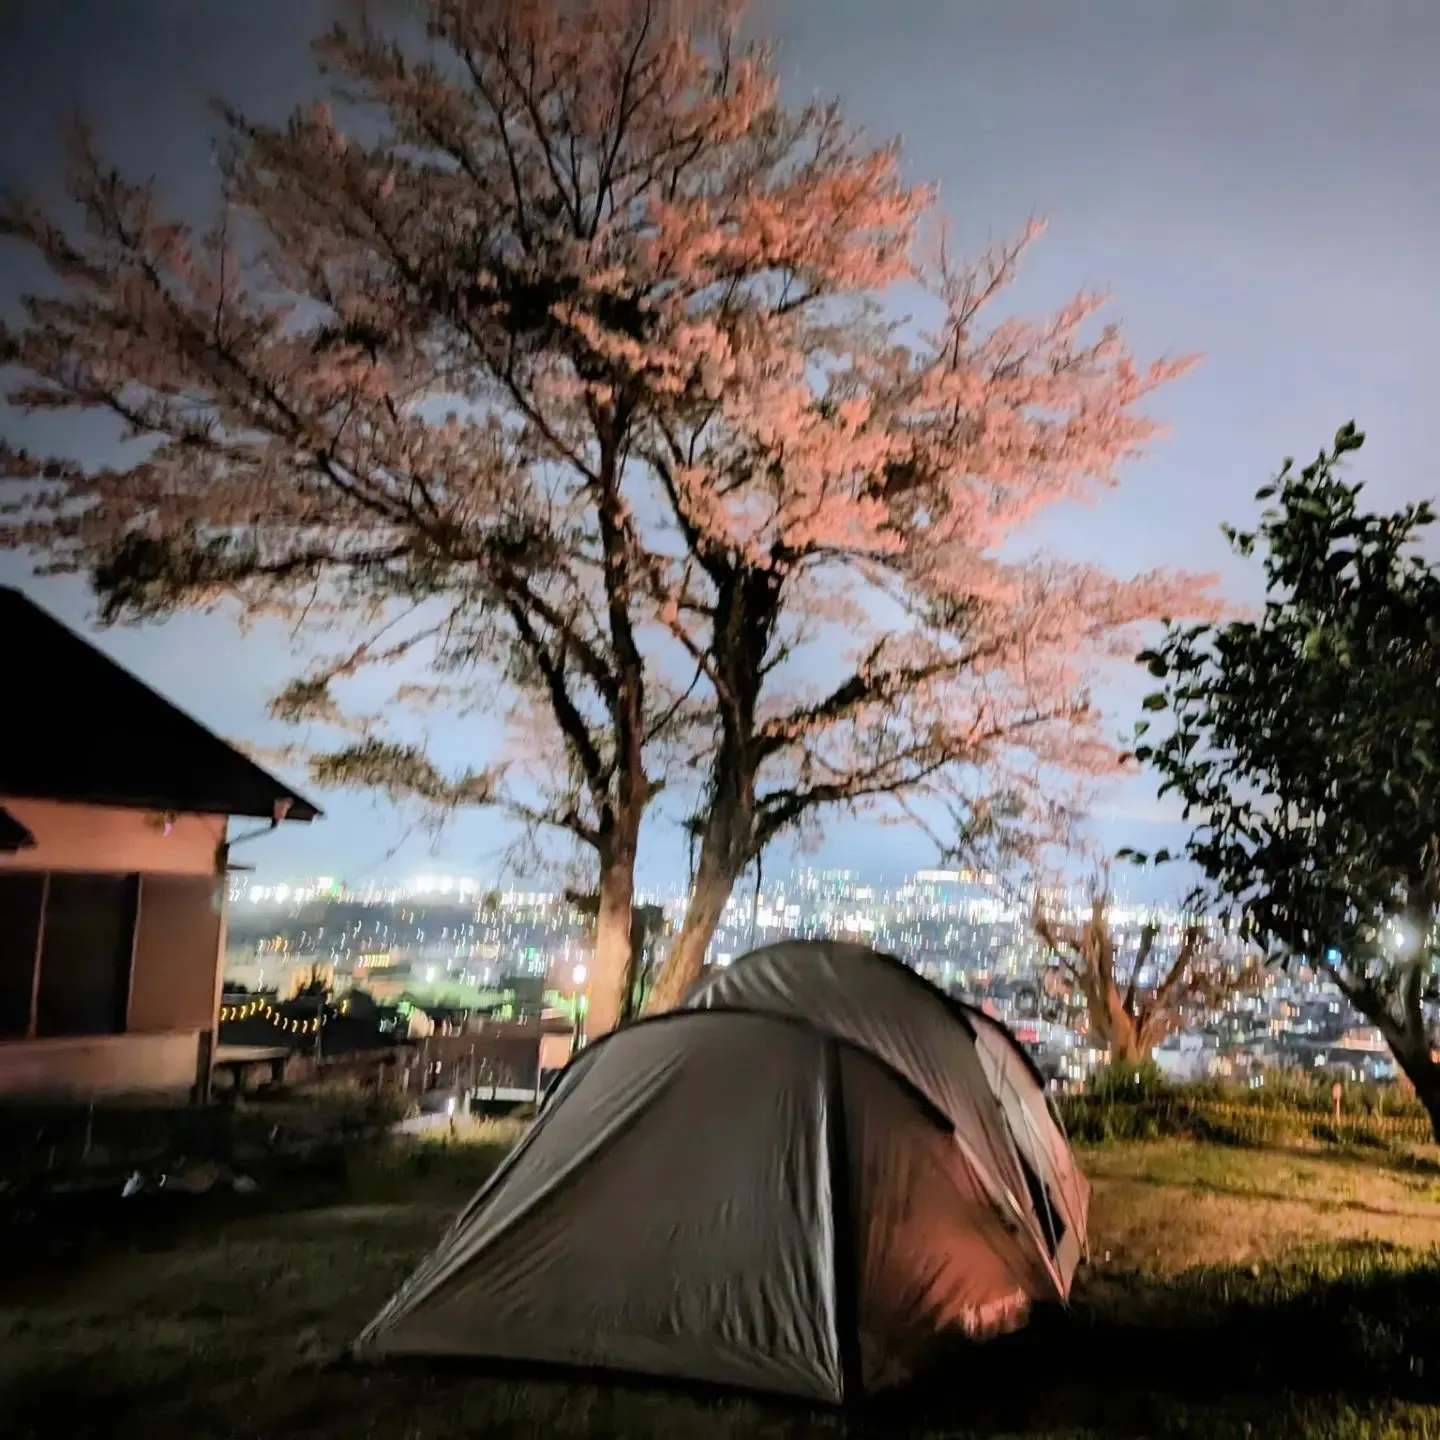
[1033,877,1263,1064]
[1132,422,1440,1139]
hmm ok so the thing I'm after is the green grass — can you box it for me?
[1059,1084,1436,1151]
[0,1088,416,1180]
[6,1133,1440,1437]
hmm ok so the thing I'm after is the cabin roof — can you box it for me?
[0,586,319,822]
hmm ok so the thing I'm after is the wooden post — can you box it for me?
[1332,1081,1343,1125]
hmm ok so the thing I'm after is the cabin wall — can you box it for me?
[128,873,228,1033]
[0,798,225,875]
[0,1031,202,1100]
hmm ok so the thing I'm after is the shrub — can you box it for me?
[1058,1072,1434,1152]
[1086,1059,1171,1103]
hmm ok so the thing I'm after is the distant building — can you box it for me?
[0,587,317,1101]
[1153,1033,1215,1082]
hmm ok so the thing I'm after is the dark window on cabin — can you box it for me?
[35,874,138,1037]
[0,874,45,1038]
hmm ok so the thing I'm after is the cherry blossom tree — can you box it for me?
[0,0,1216,1034]
[0,0,842,1038]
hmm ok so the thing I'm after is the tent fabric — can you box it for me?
[685,940,1090,1290]
[964,1004,1092,1284]
[360,1013,848,1401]
[838,1041,1049,1394]
[356,942,1092,1405]
[357,1009,1054,1402]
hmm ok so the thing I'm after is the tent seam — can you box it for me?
[823,1037,864,1407]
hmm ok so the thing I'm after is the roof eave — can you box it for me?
[0,789,322,824]
[0,807,36,854]
[271,799,323,824]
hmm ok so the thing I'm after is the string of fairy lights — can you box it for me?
[217,997,328,1035]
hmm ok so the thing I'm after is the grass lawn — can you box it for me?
[6,1129,1440,1438]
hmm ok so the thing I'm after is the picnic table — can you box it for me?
[213,1044,291,1096]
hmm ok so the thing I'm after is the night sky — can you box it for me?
[2,1,1436,892]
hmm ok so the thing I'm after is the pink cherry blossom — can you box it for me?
[0,0,1218,1031]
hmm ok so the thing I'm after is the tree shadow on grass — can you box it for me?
[0,1134,508,1301]
[1228,1140,1440,1182]
[881,1242,1440,1435]
[0,1161,349,1299]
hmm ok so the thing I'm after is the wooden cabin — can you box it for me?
[0,586,318,1101]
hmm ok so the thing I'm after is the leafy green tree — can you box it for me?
[1128,423,1440,1137]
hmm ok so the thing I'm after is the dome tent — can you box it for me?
[354,943,1088,1405]
[685,939,1091,1291]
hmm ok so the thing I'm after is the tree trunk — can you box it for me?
[586,825,640,1043]
[645,765,754,1014]
[1377,1016,1440,1145]
[1406,1061,1440,1148]
[1133,1013,1176,1064]
[1104,1030,1148,1067]
[617,912,645,1026]
[646,854,735,1013]
[618,905,663,1024]
[1092,987,1147,1065]
[1332,961,1440,1143]
[645,567,778,1014]
[1411,1071,1440,1146]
